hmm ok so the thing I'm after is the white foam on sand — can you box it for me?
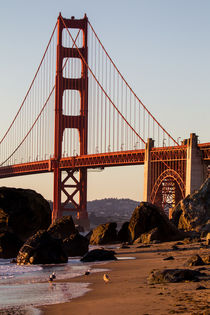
[0,281,91,311]
[0,257,109,313]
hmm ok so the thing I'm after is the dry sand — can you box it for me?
[40,241,210,315]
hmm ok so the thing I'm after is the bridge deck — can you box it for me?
[0,144,209,179]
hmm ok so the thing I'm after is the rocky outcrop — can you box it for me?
[81,249,117,262]
[0,187,51,258]
[16,230,68,265]
[148,268,206,284]
[133,227,161,244]
[47,215,76,240]
[0,231,23,259]
[0,187,51,242]
[128,202,183,243]
[171,178,210,235]
[62,233,89,257]
[117,222,129,243]
[90,222,117,245]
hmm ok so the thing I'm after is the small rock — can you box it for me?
[81,249,117,262]
[136,244,151,248]
[186,254,204,266]
[172,245,179,251]
[120,244,130,249]
[196,285,206,290]
[148,268,205,284]
[163,256,174,261]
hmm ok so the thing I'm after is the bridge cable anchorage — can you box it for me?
[0,21,58,145]
[60,16,178,173]
[0,27,81,167]
[88,20,179,147]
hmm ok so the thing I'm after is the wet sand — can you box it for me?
[40,241,210,315]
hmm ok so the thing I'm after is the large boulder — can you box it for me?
[0,231,23,258]
[90,222,117,245]
[0,187,51,243]
[62,233,89,257]
[47,215,76,240]
[81,249,117,262]
[171,178,210,234]
[128,202,183,243]
[16,230,68,265]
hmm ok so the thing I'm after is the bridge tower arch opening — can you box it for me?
[150,169,185,215]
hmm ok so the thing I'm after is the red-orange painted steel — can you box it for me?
[0,144,209,179]
[52,14,88,222]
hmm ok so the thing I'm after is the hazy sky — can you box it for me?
[0,0,209,202]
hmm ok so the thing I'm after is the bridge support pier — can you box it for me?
[185,133,205,196]
[143,138,154,202]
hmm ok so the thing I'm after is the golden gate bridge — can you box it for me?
[0,14,209,227]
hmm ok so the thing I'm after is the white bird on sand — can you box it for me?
[48,272,56,283]
[51,272,56,279]
[48,275,54,283]
[103,273,110,284]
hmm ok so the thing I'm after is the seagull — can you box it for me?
[48,272,56,283]
[48,275,54,283]
[51,272,56,280]
[103,273,110,284]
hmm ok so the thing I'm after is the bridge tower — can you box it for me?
[53,14,89,228]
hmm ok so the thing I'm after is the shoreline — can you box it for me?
[40,241,210,315]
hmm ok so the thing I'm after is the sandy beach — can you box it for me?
[40,240,210,315]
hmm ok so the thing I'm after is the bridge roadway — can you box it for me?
[0,143,209,179]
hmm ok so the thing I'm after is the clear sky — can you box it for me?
[0,0,209,202]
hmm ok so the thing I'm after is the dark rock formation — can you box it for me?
[62,233,89,257]
[206,232,210,245]
[0,187,51,243]
[47,215,76,240]
[117,222,129,243]
[171,178,210,235]
[89,222,117,245]
[0,231,23,259]
[148,268,205,284]
[133,227,162,244]
[81,249,117,262]
[163,256,174,261]
[128,202,183,243]
[16,230,68,265]
[85,230,93,242]
[186,254,204,266]
[201,255,210,265]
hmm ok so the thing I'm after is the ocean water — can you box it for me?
[0,257,108,314]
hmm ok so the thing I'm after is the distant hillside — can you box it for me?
[48,198,139,229]
[87,198,139,228]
